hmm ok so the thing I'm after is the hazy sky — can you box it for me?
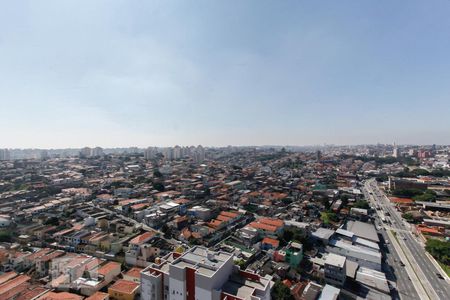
[1,1,450,148]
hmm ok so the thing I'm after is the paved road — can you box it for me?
[365,180,450,300]
[378,218,420,299]
[363,187,420,299]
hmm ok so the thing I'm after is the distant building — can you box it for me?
[393,145,399,158]
[79,147,92,158]
[0,149,10,160]
[91,147,104,157]
[144,147,158,160]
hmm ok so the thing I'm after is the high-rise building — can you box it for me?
[0,149,10,161]
[173,145,182,160]
[392,143,399,158]
[91,147,104,157]
[141,246,272,300]
[193,145,205,163]
[144,147,158,160]
[316,150,322,161]
[79,147,92,158]
[40,150,49,160]
[162,148,174,161]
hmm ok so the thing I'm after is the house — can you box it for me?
[86,291,109,300]
[84,292,110,300]
[123,267,143,283]
[37,291,84,300]
[108,279,140,300]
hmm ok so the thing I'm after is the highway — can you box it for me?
[364,179,450,300]
[363,186,420,299]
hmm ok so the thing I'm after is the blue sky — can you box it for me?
[1,0,449,148]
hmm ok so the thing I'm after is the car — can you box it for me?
[400,261,405,266]
[437,273,444,279]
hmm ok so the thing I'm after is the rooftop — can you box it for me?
[108,279,140,294]
[170,246,232,277]
[325,253,346,268]
[345,220,379,243]
[37,291,84,300]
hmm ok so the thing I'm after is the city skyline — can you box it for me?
[1,1,450,148]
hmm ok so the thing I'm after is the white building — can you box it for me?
[144,147,158,160]
[91,147,104,157]
[324,253,346,287]
[80,147,92,158]
[141,246,273,300]
[0,149,10,161]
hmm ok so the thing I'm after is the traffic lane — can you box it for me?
[374,207,420,299]
[385,244,418,299]
[378,194,450,295]
[381,231,419,299]
[403,237,447,299]
[404,236,450,297]
[374,189,449,298]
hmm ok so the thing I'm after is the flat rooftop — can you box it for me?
[325,253,346,268]
[345,220,379,243]
[171,246,232,277]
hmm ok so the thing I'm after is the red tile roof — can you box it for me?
[389,197,414,204]
[37,291,84,300]
[98,261,121,276]
[108,279,139,294]
[220,211,240,218]
[0,271,17,285]
[0,274,31,297]
[248,222,277,232]
[129,231,155,245]
[124,267,143,279]
[85,291,109,300]
[259,218,284,227]
[262,237,280,248]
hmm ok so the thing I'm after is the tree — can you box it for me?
[153,169,163,178]
[0,231,12,242]
[44,216,59,226]
[425,239,450,265]
[235,259,246,270]
[321,211,338,225]
[354,200,370,209]
[271,280,294,300]
[412,190,436,202]
[402,212,414,222]
[153,182,165,192]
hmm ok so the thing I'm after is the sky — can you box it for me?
[1,0,450,148]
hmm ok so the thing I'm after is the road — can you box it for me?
[363,186,420,299]
[364,179,450,300]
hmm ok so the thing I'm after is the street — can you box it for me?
[364,179,450,300]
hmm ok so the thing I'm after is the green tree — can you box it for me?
[153,182,165,192]
[0,231,12,242]
[425,239,450,265]
[402,212,414,222]
[354,200,370,209]
[271,280,294,300]
[44,216,59,226]
[412,190,436,202]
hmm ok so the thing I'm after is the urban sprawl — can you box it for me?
[0,144,449,300]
